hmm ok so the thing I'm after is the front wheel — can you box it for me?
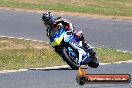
[61,47,79,70]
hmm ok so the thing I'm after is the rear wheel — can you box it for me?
[87,58,99,68]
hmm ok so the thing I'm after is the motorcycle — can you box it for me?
[49,26,99,70]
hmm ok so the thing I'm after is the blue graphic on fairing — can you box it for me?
[80,54,89,65]
[65,35,75,42]
[67,47,76,58]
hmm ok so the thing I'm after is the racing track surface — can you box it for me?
[0,9,132,88]
[0,62,132,88]
[0,9,132,51]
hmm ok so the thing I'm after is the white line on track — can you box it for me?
[28,65,70,70]
[0,69,28,74]
[1,36,132,53]
[0,36,44,43]
[28,60,132,70]
[0,60,132,73]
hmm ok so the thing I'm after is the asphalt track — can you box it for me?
[0,62,132,88]
[0,9,132,51]
[0,9,132,88]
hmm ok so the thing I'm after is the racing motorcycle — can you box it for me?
[49,26,99,70]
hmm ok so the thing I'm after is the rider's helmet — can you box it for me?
[42,12,54,27]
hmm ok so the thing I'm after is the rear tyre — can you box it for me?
[87,58,99,68]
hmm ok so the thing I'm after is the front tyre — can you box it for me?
[61,47,79,70]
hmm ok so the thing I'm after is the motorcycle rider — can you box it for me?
[42,12,98,67]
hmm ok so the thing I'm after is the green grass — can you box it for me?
[95,48,132,63]
[0,37,132,70]
[0,0,132,16]
[0,37,65,70]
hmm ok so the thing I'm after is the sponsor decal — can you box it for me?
[76,67,131,85]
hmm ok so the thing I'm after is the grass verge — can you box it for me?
[0,0,132,16]
[0,37,132,70]
[0,37,65,70]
